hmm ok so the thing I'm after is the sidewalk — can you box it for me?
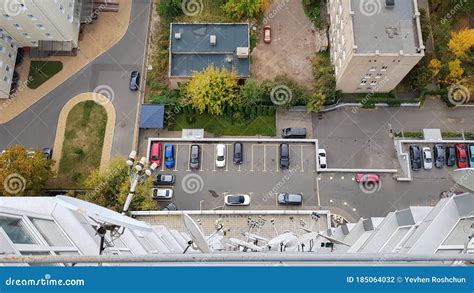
[0,0,132,124]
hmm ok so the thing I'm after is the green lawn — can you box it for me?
[169,113,276,137]
[27,61,63,89]
[58,101,107,188]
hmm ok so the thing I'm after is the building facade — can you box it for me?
[0,0,82,99]
[0,193,472,266]
[327,0,425,93]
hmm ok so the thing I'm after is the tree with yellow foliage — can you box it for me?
[429,58,442,77]
[182,66,239,116]
[447,59,464,84]
[448,28,474,59]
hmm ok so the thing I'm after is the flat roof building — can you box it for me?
[327,0,425,93]
[169,23,250,88]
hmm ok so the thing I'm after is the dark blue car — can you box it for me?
[164,144,175,169]
[129,71,140,91]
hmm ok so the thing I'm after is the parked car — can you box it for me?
[446,146,456,167]
[318,149,327,169]
[277,192,303,205]
[409,145,422,171]
[233,142,243,164]
[42,148,53,160]
[215,144,226,168]
[224,194,250,206]
[150,142,162,167]
[281,128,307,138]
[164,144,175,169]
[355,173,380,183]
[469,145,474,168]
[422,147,433,170]
[151,188,173,200]
[162,202,177,211]
[279,143,290,169]
[433,144,445,168]
[455,143,468,168]
[439,191,461,199]
[155,174,175,186]
[129,71,140,91]
[189,144,201,170]
[263,25,272,43]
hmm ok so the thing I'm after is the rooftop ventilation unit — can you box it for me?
[174,32,181,40]
[210,35,217,45]
[236,47,249,58]
[385,0,395,8]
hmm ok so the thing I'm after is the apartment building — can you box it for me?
[0,0,82,99]
[327,0,425,93]
[0,192,472,265]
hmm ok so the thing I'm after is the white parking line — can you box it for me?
[186,144,191,172]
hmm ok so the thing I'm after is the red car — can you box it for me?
[263,26,271,44]
[150,142,163,167]
[355,173,380,183]
[455,143,468,168]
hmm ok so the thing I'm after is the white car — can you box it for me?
[225,194,250,206]
[151,188,173,199]
[215,144,226,168]
[318,149,327,169]
[422,147,433,170]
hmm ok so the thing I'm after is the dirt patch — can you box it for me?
[251,0,318,89]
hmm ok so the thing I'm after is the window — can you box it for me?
[30,218,73,247]
[0,216,37,244]
[370,81,377,86]
[375,73,382,79]
[27,14,37,20]
[36,24,46,30]
[360,79,367,85]
[13,24,22,30]
[369,65,376,71]
[381,65,388,71]
[364,73,372,79]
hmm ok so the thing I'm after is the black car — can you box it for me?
[433,144,445,168]
[409,145,422,170]
[445,146,456,167]
[277,193,303,205]
[189,144,200,170]
[281,128,307,138]
[129,71,140,91]
[42,148,53,160]
[155,174,176,185]
[162,202,177,211]
[233,142,243,164]
[279,143,289,169]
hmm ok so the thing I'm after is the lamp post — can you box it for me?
[122,151,158,214]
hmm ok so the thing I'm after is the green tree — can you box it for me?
[158,0,183,21]
[182,65,239,116]
[239,79,264,106]
[306,93,326,113]
[0,146,54,196]
[80,160,155,212]
[222,0,265,19]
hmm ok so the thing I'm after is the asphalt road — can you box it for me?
[314,98,474,220]
[0,0,151,158]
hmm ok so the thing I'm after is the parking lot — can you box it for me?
[147,139,318,211]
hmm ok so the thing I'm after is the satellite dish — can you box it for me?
[242,232,269,243]
[182,214,211,253]
[285,232,319,248]
[267,232,297,248]
[229,238,263,251]
[56,195,152,232]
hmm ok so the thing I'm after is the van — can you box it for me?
[233,142,243,164]
[279,143,289,169]
[282,128,307,138]
[150,143,162,167]
[190,144,200,170]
